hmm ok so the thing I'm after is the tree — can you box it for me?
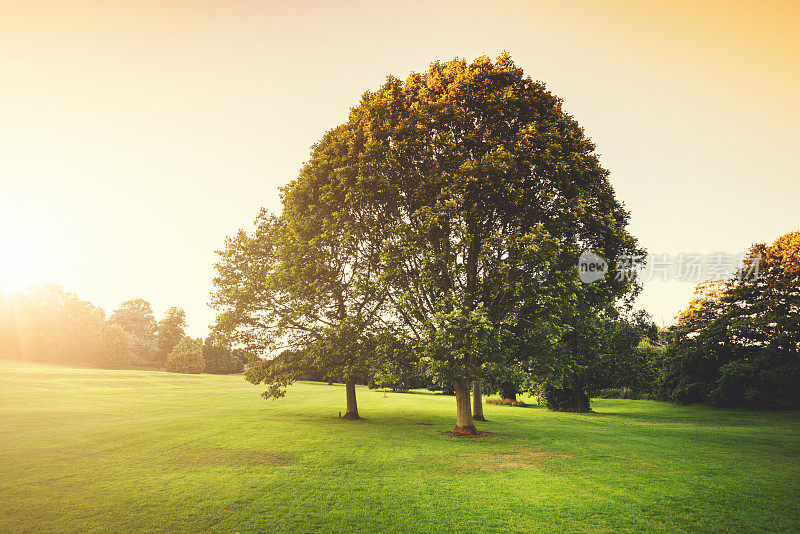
[0,285,135,368]
[659,231,800,408]
[483,363,529,402]
[156,307,186,367]
[597,311,661,395]
[212,146,388,419]
[213,53,640,429]
[343,53,641,426]
[370,332,424,392]
[100,324,131,368]
[12,285,107,365]
[165,336,204,374]
[202,335,242,374]
[109,299,157,365]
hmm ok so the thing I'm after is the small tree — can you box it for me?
[109,299,157,365]
[165,337,204,374]
[156,307,186,367]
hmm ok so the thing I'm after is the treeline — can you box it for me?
[571,231,799,410]
[656,232,800,409]
[0,285,242,374]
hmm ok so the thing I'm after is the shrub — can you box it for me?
[595,387,656,400]
[596,387,636,399]
[543,382,591,412]
[486,397,528,407]
[165,337,204,374]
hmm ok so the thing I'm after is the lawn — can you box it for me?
[0,358,798,533]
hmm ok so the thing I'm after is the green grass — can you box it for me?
[0,359,798,533]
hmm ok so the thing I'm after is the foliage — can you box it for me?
[109,298,157,365]
[164,336,204,374]
[542,380,591,412]
[598,313,662,394]
[370,333,424,391]
[596,387,637,399]
[485,396,528,407]
[100,324,131,368]
[156,307,186,367]
[658,231,800,408]
[538,310,659,411]
[0,285,133,367]
[202,335,242,374]
[213,53,641,427]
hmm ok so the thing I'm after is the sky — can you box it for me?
[1,0,798,335]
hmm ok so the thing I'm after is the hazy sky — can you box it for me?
[1,0,798,335]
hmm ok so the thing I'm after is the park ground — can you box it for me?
[0,358,798,533]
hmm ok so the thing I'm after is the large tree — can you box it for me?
[341,53,641,428]
[214,53,640,430]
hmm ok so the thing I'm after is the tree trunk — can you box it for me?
[452,379,477,434]
[472,381,486,421]
[573,386,589,413]
[344,379,360,420]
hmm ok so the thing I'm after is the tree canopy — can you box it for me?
[212,53,642,432]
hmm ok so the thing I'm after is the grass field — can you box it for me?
[0,358,798,533]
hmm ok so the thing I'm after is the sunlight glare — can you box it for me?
[0,228,47,293]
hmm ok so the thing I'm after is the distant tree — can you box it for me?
[100,324,131,368]
[202,335,242,374]
[483,363,529,402]
[370,333,423,392]
[156,307,186,367]
[656,280,730,404]
[109,299,157,365]
[12,285,106,364]
[659,231,800,408]
[1,286,135,368]
[165,337,204,374]
[598,311,660,395]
